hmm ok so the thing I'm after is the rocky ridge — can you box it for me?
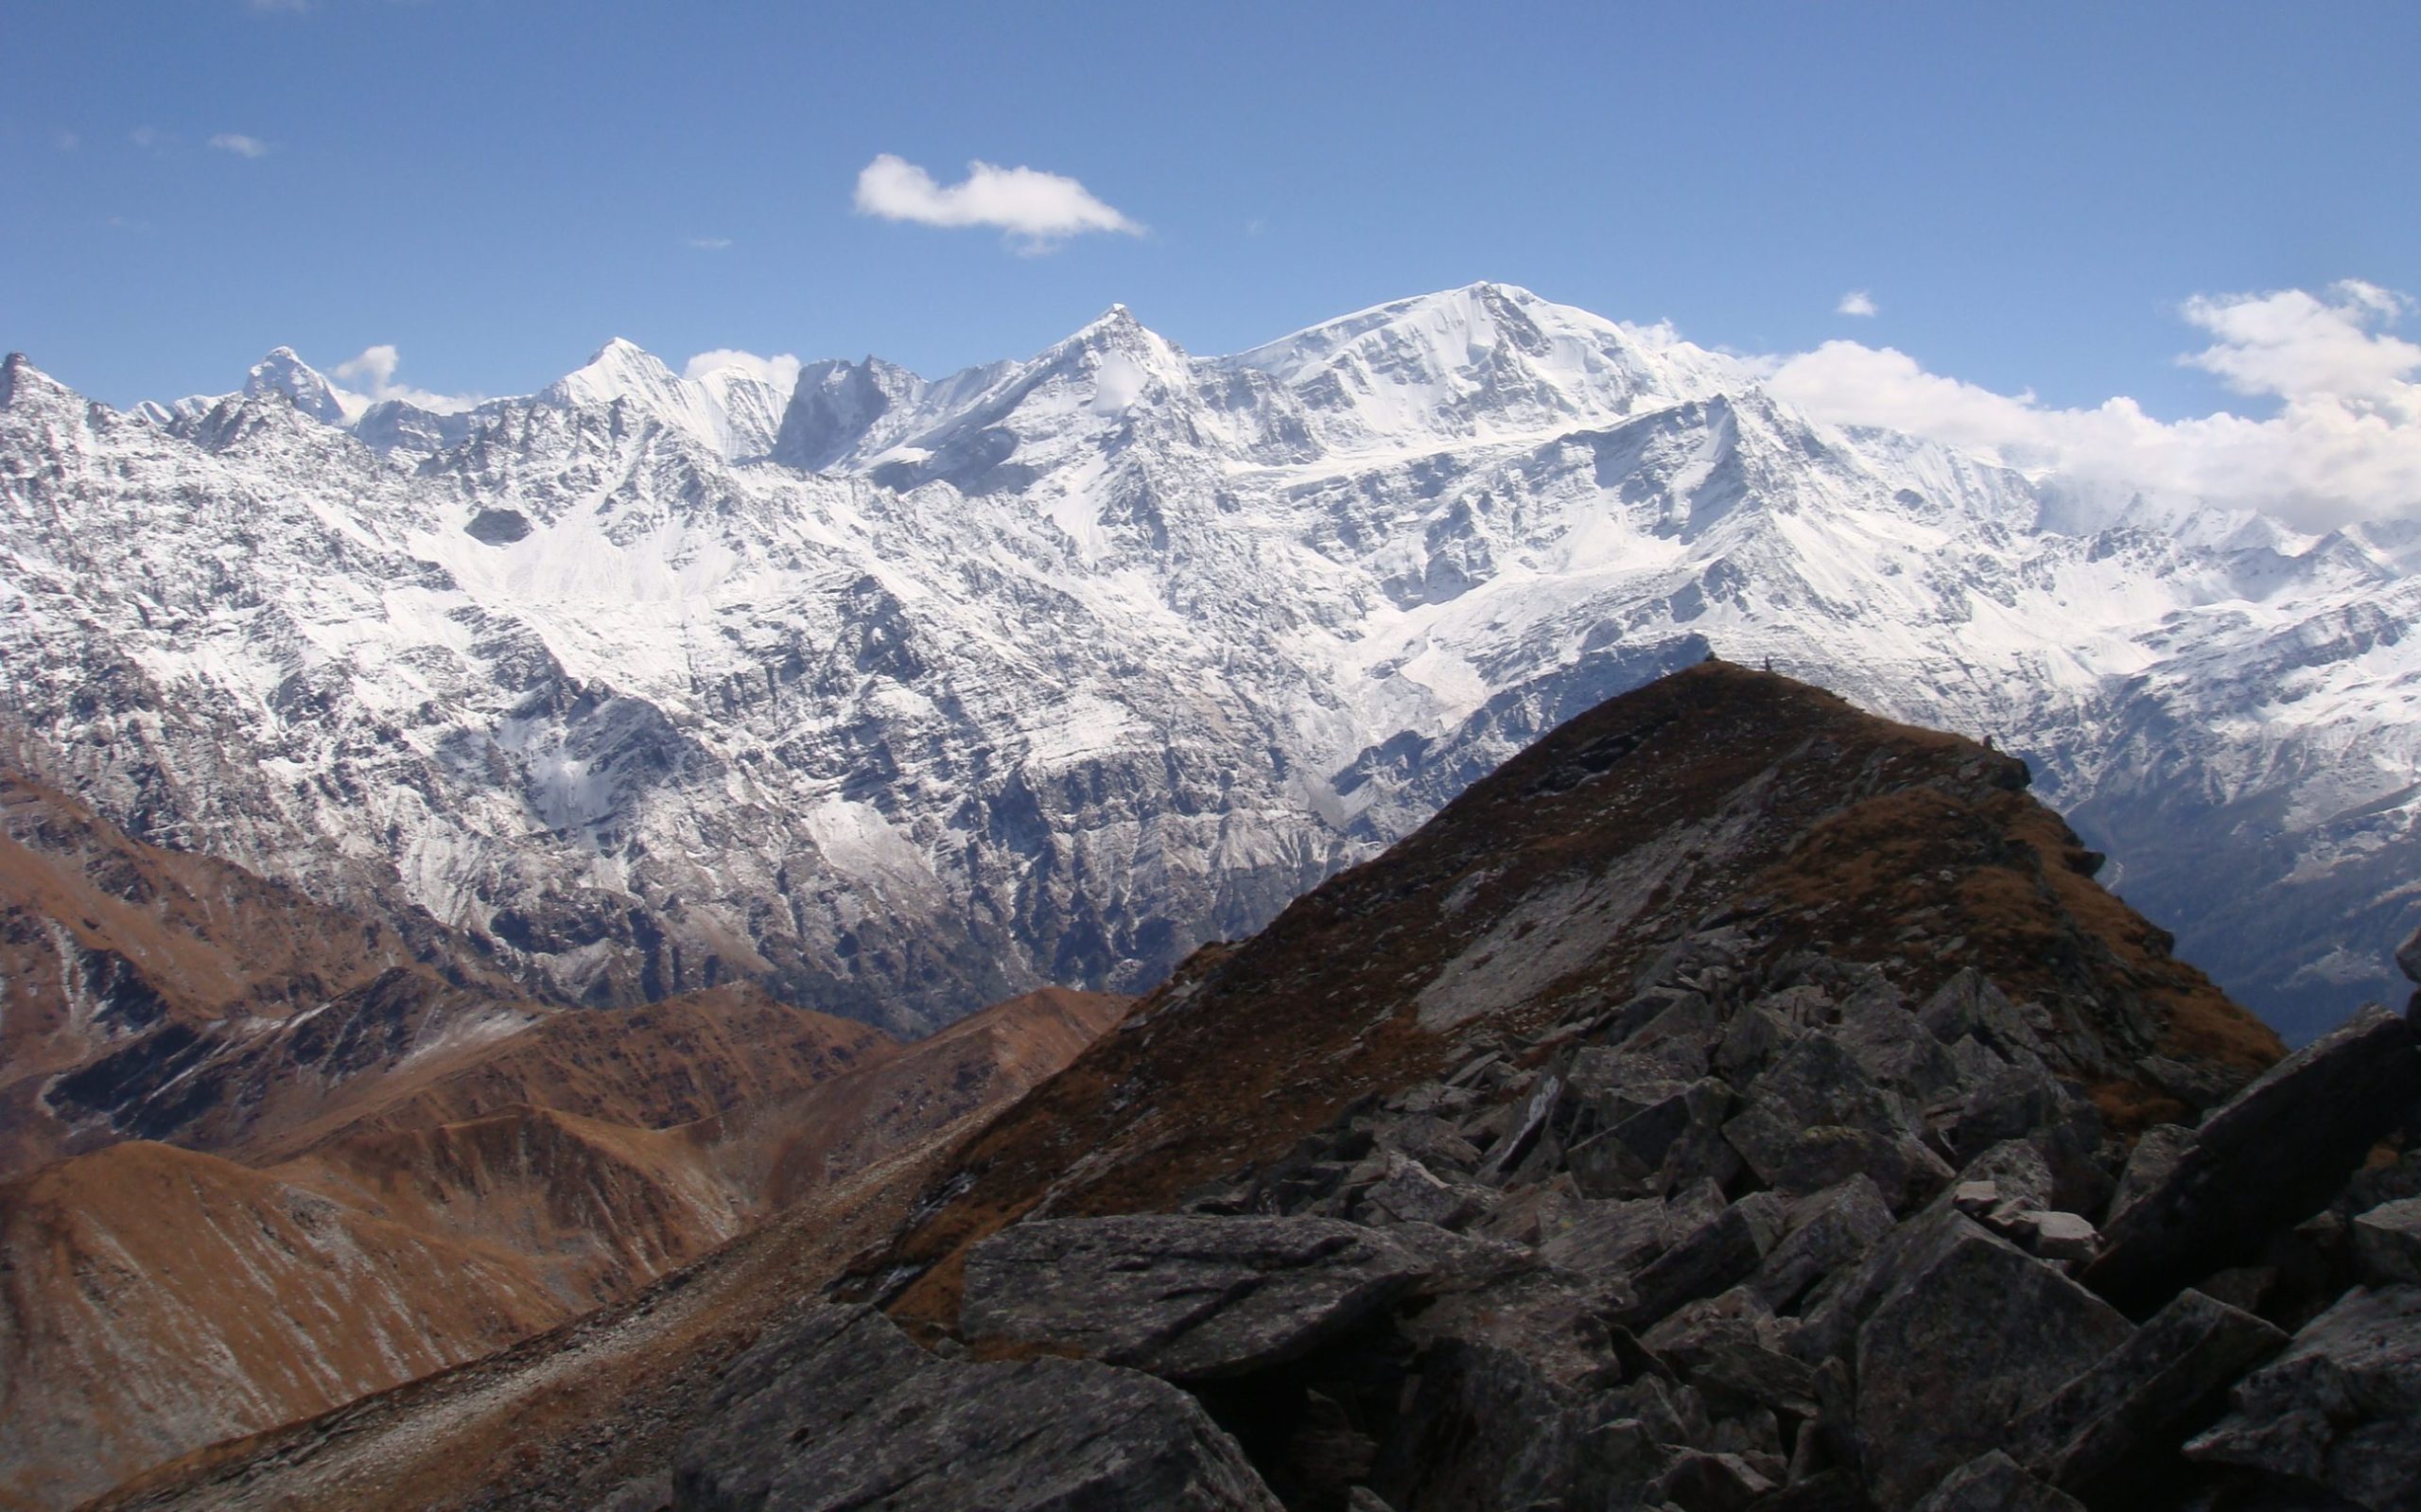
[96,667,2421,1512]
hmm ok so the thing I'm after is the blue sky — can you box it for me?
[5,0,2417,429]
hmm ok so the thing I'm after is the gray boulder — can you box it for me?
[1360,1153,1492,1231]
[1749,1175,1896,1313]
[2006,1288,2286,1490]
[960,1214,1429,1380]
[1567,1077,1735,1199]
[2101,1123,2190,1227]
[1918,971,2047,1069]
[1855,1218,2134,1509]
[2354,1197,2421,1286]
[2085,1006,2421,1313]
[1907,1451,2082,1512]
[671,1303,1280,1512]
[1613,1191,1790,1330]
[1723,1034,1950,1209]
[1539,1194,1672,1280]
[2186,1283,2421,1511]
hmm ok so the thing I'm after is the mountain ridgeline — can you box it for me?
[94,666,2421,1512]
[5,284,2418,1044]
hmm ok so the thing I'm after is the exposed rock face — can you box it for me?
[963,1215,1441,1380]
[1852,1219,2135,1506]
[2187,1285,2421,1510]
[82,669,2414,1512]
[670,1304,1282,1512]
[2083,1005,2421,1313]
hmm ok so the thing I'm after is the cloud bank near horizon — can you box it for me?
[1757,280,2421,530]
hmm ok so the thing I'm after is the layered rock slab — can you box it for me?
[2186,1284,2421,1511]
[671,1303,1281,1511]
[2085,1006,2421,1313]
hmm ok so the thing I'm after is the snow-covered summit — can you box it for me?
[243,347,367,426]
[9,287,2418,1042]
[539,338,787,461]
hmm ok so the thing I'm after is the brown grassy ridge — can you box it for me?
[859,662,2280,1336]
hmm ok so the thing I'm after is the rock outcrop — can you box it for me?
[668,1304,1280,1511]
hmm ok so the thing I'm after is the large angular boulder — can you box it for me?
[1566,1077,1734,1199]
[671,1303,1280,1511]
[2354,1197,2421,1286]
[1750,1175,1896,1312]
[1611,1191,1789,1329]
[1908,1451,2083,1511]
[2186,1283,2421,1511]
[2084,1007,2421,1313]
[960,1214,1431,1380]
[1855,1218,2134,1508]
[2005,1288,2285,1490]
[1723,1034,1950,1209]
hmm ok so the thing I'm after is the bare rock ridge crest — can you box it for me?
[89,666,2421,1512]
[5,284,2418,1045]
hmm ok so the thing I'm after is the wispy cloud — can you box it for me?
[853,152,1141,252]
[209,132,270,159]
[332,345,481,413]
[245,0,313,13]
[1836,289,1878,318]
[106,215,153,234]
[1757,280,2421,530]
[685,236,733,252]
[130,126,165,150]
[54,129,80,152]
[683,348,802,393]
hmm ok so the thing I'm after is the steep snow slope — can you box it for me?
[2,285,2413,1039]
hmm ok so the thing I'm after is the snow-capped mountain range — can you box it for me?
[4,283,2414,1040]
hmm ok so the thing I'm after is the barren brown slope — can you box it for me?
[0,767,524,1174]
[0,1140,565,1512]
[83,989,1132,1512]
[271,1105,750,1312]
[710,986,1132,1207]
[233,982,900,1165]
[850,662,2279,1333]
[3,988,908,1511]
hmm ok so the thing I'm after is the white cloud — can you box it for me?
[129,126,163,150]
[1837,289,1878,318]
[1759,282,2421,530]
[209,132,270,159]
[54,129,80,151]
[245,0,312,12]
[2178,280,2420,405]
[686,236,733,252]
[683,348,803,393]
[853,152,1141,252]
[332,344,481,414]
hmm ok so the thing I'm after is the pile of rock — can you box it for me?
[659,926,2421,1511]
